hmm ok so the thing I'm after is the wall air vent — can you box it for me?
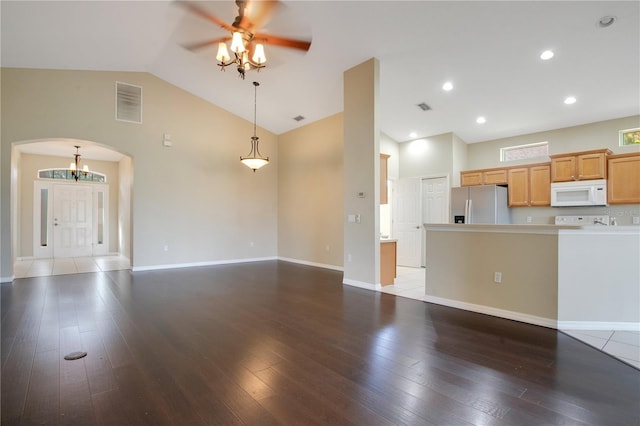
[115,81,143,124]
[417,102,431,111]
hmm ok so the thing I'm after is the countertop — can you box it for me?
[423,223,640,235]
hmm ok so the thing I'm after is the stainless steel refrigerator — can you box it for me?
[451,185,511,224]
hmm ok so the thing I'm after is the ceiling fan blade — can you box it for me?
[239,0,279,32]
[182,37,230,52]
[177,1,235,33]
[254,33,311,51]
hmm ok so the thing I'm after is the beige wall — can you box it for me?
[466,115,640,225]
[399,132,455,179]
[380,132,399,180]
[426,229,559,321]
[277,113,344,267]
[1,68,278,272]
[343,59,380,286]
[19,153,120,256]
[467,115,640,170]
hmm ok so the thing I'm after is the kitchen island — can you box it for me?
[424,224,640,330]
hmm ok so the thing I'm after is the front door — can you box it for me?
[53,184,93,257]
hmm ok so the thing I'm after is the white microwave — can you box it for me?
[551,179,607,207]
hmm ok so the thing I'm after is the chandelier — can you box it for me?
[70,145,89,181]
[216,31,266,80]
[240,81,269,171]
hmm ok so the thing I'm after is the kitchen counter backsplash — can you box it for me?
[511,204,640,226]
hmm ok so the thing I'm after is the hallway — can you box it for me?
[14,255,130,278]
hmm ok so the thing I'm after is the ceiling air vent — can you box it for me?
[417,102,431,111]
[293,115,305,122]
[115,81,143,124]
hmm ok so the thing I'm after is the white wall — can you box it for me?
[558,228,640,328]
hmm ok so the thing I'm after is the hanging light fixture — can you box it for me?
[215,1,266,80]
[240,81,269,172]
[70,145,89,181]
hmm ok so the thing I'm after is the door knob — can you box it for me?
[415,226,420,229]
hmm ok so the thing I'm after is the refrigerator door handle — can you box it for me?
[466,199,472,224]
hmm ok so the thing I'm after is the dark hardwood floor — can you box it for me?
[2,260,639,425]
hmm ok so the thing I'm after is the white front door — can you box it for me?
[53,184,93,258]
[393,178,421,267]
[422,176,449,266]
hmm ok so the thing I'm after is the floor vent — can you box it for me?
[115,81,143,124]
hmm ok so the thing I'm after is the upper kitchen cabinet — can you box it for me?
[380,154,390,204]
[608,153,640,204]
[461,168,508,186]
[550,149,611,182]
[507,163,551,207]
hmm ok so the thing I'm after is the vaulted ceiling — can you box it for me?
[2,1,639,148]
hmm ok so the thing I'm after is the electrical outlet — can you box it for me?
[526,216,532,224]
[494,272,502,283]
[633,216,640,225]
[325,245,330,252]
[249,241,254,247]
[347,254,352,262]
[164,245,169,252]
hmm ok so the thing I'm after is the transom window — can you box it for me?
[37,168,107,183]
[500,141,549,162]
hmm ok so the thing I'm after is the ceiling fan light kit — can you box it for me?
[181,0,310,79]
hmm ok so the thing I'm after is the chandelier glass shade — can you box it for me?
[216,31,266,79]
[240,82,269,172]
[70,145,89,181]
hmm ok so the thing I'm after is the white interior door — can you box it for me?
[393,178,421,267]
[422,177,449,266]
[53,184,93,258]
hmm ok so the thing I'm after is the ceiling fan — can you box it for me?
[178,0,312,79]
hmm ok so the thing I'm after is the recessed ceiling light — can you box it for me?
[409,132,417,138]
[442,81,453,91]
[540,50,554,60]
[476,116,486,124]
[564,96,577,105]
[597,15,617,28]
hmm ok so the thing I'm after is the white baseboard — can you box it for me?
[557,321,640,331]
[422,294,557,329]
[278,257,344,272]
[132,256,277,272]
[1,276,15,283]
[343,278,381,291]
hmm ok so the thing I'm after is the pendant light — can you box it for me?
[70,145,89,181]
[240,81,269,172]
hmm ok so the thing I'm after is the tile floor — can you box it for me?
[13,255,131,278]
[383,266,640,370]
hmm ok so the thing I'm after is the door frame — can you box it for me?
[33,180,109,258]
[391,173,450,268]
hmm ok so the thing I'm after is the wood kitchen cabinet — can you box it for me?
[461,168,508,186]
[608,153,640,204]
[550,149,611,182]
[507,163,551,207]
[507,167,529,207]
[380,154,390,204]
[380,240,397,286]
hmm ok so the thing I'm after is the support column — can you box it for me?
[343,58,380,288]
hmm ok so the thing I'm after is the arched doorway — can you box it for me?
[11,139,133,277]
